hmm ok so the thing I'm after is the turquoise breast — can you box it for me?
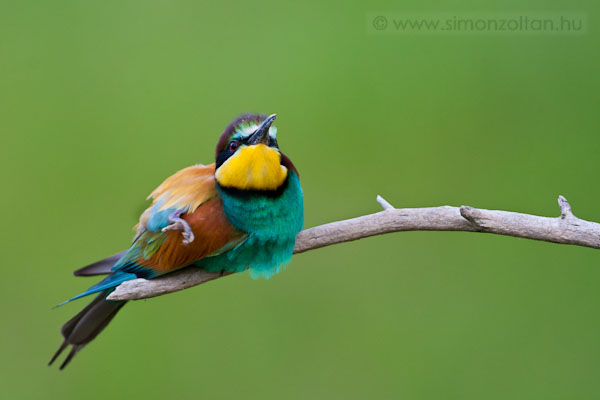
[196,172,304,279]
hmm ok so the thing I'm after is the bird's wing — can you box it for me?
[65,164,246,302]
[122,162,246,276]
[118,195,246,277]
[73,164,222,277]
[135,163,218,234]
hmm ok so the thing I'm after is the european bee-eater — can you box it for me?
[49,113,304,369]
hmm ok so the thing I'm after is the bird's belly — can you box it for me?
[201,233,297,278]
[198,173,304,278]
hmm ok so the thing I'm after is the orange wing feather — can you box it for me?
[137,196,246,273]
[150,163,217,211]
[130,163,246,275]
[136,163,217,234]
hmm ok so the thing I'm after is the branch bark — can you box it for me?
[107,195,600,301]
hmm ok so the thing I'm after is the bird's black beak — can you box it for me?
[247,114,276,145]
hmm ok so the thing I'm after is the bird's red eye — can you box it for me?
[229,141,239,151]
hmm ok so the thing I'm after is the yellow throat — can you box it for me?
[215,144,288,191]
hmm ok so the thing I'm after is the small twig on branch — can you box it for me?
[107,195,600,301]
[558,195,574,219]
[376,195,395,211]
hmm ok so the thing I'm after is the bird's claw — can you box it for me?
[162,214,195,245]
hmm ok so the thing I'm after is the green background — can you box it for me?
[1,0,599,399]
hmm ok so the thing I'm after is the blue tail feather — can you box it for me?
[57,271,137,306]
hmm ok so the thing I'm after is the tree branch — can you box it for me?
[107,195,600,301]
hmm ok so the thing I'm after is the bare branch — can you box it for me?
[107,195,600,301]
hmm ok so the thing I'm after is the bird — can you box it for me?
[49,113,304,369]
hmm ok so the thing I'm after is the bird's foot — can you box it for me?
[162,213,195,245]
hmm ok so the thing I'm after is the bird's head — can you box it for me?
[215,113,297,192]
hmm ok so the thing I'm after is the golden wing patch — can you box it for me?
[136,163,218,235]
